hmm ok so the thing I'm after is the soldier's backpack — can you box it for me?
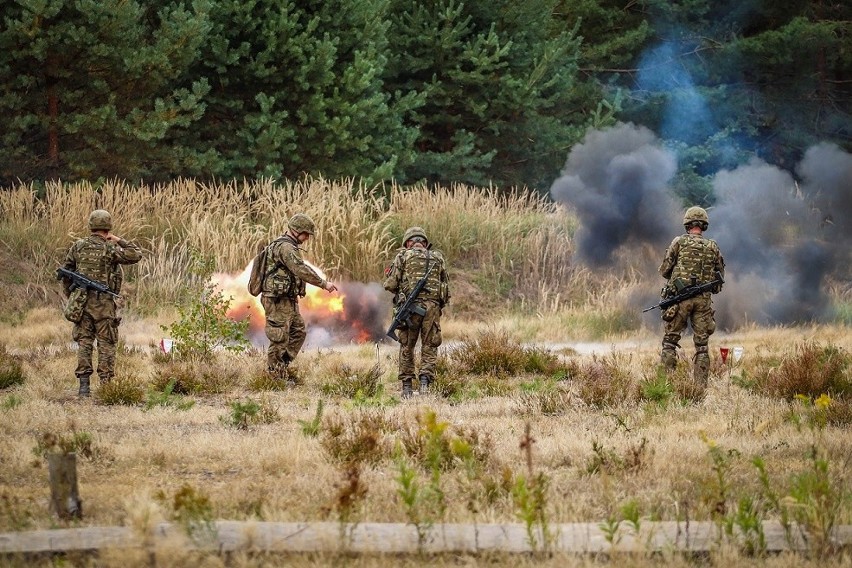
[247,238,286,296]
[248,244,269,297]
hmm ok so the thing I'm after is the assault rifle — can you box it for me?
[56,267,120,298]
[386,261,436,342]
[643,271,724,313]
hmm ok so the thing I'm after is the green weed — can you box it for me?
[220,398,279,430]
[157,483,216,545]
[144,378,195,411]
[0,344,25,389]
[298,400,324,437]
[320,363,383,398]
[1,394,22,410]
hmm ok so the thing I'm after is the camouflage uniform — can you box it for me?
[383,228,450,397]
[261,233,329,380]
[61,211,142,396]
[658,207,725,386]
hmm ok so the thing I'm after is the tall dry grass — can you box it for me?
[1,178,595,317]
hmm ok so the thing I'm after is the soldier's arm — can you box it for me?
[383,253,403,293]
[108,235,143,264]
[281,248,327,289]
[658,237,680,279]
[60,244,78,296]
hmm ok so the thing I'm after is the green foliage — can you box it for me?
[157,483,217,544]
[450,328,567,376]
[144,378,195,411]
[161,250,249,361]
[516,377,571,416]
[220,398,279,430]
[95,377,145,406]
[1,394,22,411]
[0,0,212,183]
[298,400,324,438]
[0,344,25,389]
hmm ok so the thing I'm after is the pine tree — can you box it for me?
[0,0,212,183]
[181,0,419,183]
[384,0,592,191]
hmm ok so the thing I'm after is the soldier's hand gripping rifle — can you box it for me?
[643,271,724,313]
[386,261,436,342]
[56,267,120,298]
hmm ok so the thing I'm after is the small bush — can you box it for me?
[33,430,94,460]
[584,438,649,476]
[449,329,528,375]
[144,379,195,411]
[575,352,638,407]
[516,378,571,416]
[398,410,494,472]
[0,345,25,389]
[754,342,851,400]
[157,484,216,543]
[151,360,239,395]
[247,371,289,392]
[220,397,280,429]
[95,376,145,406]
[320,412,392,466]
[320,363,383,398]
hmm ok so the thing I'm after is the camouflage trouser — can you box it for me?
[660,294,716,383]
[261,294,306,378]
[72,292,118,380]
[398,301,442,382]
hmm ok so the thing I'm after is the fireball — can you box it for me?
[211,261,389,346]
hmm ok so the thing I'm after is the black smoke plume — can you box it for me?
[550,124,852,329]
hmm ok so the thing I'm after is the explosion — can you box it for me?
[211,261,389,347]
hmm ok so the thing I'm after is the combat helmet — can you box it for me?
[683,206,709,231]
[288,213,316,235]
[403,226,428,246]
[88,209,113,231]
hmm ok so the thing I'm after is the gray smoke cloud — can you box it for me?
[550,125,852,329]
[550,123,681,266]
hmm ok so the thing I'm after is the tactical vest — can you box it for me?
[669,234,718,288]
[400,248,444,302]
[74,236,115,286]
[261,238,305,298]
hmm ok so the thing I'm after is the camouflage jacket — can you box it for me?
[383,247,450,306]
[262,234,326,298]
[62,234,143,296]
[659,232,725,293]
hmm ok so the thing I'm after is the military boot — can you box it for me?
[78,376,91,398]
[401,378,413,399]
[418,374,432,395]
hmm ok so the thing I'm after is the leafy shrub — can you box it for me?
[320,363,383,398]
[160,250,249,361]
[398,410,493,472]
[95,376,145,406]
[754,342,851,400]
[584,438,649,476]
[0,344,24,389]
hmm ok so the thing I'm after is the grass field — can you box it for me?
[1,180,851,566]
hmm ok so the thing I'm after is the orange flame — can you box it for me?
[211,261,388,346]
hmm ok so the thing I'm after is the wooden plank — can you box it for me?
[1,522,850,554]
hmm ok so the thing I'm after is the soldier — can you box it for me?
[261,213,337,384]
[658,206,725,388]
[383,227,450,398]
[60,210,143,397]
